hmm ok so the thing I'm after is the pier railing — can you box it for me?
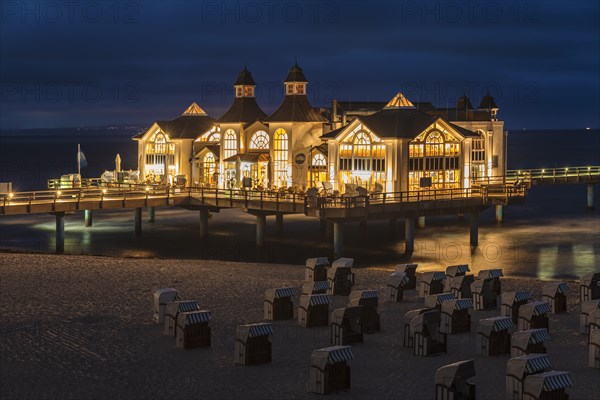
[472,166,600,186]
[2,183,527,214]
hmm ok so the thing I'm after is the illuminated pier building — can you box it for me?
[134,65,505,192]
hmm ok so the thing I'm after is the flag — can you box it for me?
[78,146,88,169]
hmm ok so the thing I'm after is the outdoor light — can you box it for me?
[56,191,62,196]
[102,189,107,194]
[588,166,591,171]
[145,186,150,192]
[541,169,545,173]
[8,192,13,199]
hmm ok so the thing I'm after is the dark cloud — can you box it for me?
[0,0,598,129]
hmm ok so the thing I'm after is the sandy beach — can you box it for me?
[0,253,598,399]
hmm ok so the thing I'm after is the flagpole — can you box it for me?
[78,143,81,177]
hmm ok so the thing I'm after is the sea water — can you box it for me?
[0,128,598,278]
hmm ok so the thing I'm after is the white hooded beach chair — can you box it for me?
[385,272,409,302]
[306,257,330,282]
[152,288,180,324]
[435,360,476,400]
[298,294,330,328]
[302,281,330,295]
[579,299,600,334]
[348,290,380,333]
[419,271,446,298]
[309,345,353,394]
[511,329,551,358]
[234,323,273,365]
[518,302,552,331]
[440,298,473,334]
[264,287,295,321]
[411,310,447,356]
[328,258,355,296]
[425,292,456,311]
[175,310,211,349]
[477,269,503,296]
[163,300,200,337]
[450,274,475,299]
[522,371,572,400]
[403,308,434,348]
[579,272,600,302]
[330,306,363,345]
[396,263,418,289]
[541,283,569,314]
[472,278,498,310]
[589,327,600,368]
[476,317,515,356]
[506,354,552,400]
[502,291,533,324]
[444,264,470,292]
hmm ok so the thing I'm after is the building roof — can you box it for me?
[384,92,415,108]
[132,103,214,140]
[479,94,498,109]
[182,102,207,115]
[456,95,474,110]
[154,115,215,140]
[222,153,269,163]
[263,95,327,122]
[194,145,220,160]
[322,108,436,139]
[335,100,437,114]
[322,107,479,140]
[284,63,307,83]
[234,66,256,86]
[217,97,267,123]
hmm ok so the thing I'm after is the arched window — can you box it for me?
[337,127,386,188]
[273,128,289,187]
[312,153,326,167]
[202,153,216,182]
[250,131,269,150]
[408,129,461,190]
[223,129,237,159]
[425,131,444,156]
[145,131,175,175]
[208,132,221,142]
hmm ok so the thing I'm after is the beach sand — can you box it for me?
[0,253,598,399]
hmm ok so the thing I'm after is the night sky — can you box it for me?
[1,0,598,130]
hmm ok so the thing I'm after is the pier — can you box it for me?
[1,166,598,255]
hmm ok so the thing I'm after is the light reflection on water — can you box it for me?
[0,193,598,280]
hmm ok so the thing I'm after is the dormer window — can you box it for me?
[285,82,306,95]
[236,85,255,98]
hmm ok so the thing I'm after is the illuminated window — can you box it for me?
[249,131,269,150]
[200,127,221,142]
[202,153,216,183]
[224,129,237,159]
[208,132,221,142]
[295,84,305,94]
[337,128,386,188]
[145,132,175,174]
[236,87,243,97]
[273,128,289,187]
[244,87,254,97]
[312,153,327,167]
[408,129,461,190]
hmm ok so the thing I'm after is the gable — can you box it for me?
[412,120,466,142]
